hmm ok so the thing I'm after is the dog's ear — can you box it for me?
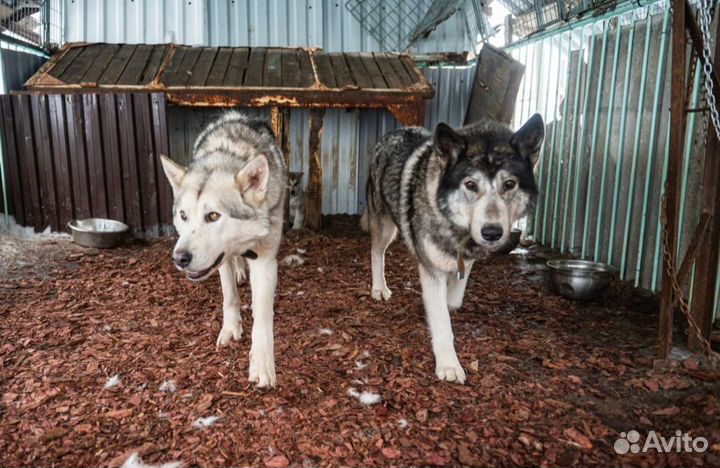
[433,122,466,163]
[237,155,269,206]
[160,154,187,195]
[511,113,545,167]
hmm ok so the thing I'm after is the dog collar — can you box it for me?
[456,235,472,280]
[241,250,258,260]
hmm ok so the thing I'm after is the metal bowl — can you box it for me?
[546,259,615,301]
[67,218,130,249]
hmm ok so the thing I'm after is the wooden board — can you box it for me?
[465,44,525,125]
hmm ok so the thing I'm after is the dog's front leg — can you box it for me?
[247,254,278,387]
[447,260,473,311]
[418,264,466,384]
[216,260,243,347]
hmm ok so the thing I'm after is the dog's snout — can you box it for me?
[480,224,503,242]
[173,251,192,268]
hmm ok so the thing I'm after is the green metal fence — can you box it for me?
[505,0,720,320]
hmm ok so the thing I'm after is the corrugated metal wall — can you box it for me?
[508,1,719,319]
[61,0,476,215]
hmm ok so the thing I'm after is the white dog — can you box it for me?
[160,112,286,387]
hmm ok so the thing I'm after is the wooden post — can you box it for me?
[688,14,720,351]
[658,0,688,358]
[306,109,324,230]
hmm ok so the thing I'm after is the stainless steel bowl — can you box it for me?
[547,259,615,301]
[67,218,130,249]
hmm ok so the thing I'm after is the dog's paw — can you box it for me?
[371,286,392,301]
[249,350,276,388]
[216,321,243,347]
[435,363,466,384]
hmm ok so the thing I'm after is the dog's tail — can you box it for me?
[359,209,369,231]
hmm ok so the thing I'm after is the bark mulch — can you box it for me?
[0,215,718,467]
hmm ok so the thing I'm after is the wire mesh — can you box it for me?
[0,0,62,49]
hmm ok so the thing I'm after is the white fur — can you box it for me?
[159,380,177,393]
[318,328,333,335]
[104,375,121,389]
[192,416,221,428]
[281,254,305,266]
[247,252,278,387]
[418,265,466,383]
[347,388,382,406]
[121,452,182,468]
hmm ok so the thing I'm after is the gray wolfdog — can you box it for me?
[160,112,286,388]
[362,114,544,383]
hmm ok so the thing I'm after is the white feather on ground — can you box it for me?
[281,254,305,266]
[120,452,182,468]
[104,374,121,389]
[346,387,382,406]
[192,416,221,428]
[319,328,333,335]
[296,247,307,254]
[397,418,409,429]
[355,360,368,370]
[159,380,177,393]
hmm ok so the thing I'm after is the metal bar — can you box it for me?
[620,12,653,280]
[607,15,637,266]
[541,34,565,245]
[531,38,549,239]
[570,23,597,256]
[561,27,586,253]
[581,22,609,259]
[635,5,671,287]
[658,0,688,359]
[551,32,574,249]
[594,23,624,261]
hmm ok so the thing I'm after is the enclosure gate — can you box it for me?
[0,92,172,234]
[504,0,720,323]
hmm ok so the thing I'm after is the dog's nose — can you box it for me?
[173,251,192,268]
[481,224,503,242]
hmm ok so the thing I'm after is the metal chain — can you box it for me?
[660,195,720,366]
[698,0,720,141]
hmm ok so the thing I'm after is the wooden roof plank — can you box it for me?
[373,52,404,90]
[117,44,154,85]
[399,55,423,85]
[344,53,373,89]
[59,44,104,83]
[98,44,138,85]
[139,45,169,85]
[385,53,415,88]
[188,47,219,86]
[159,46,188,86]
[314,52,336,89]
[205,47,232,86]
[244,47,266,87]
[77,44,121,83]
[171,47,203,86]
[328,53,354,88]
[280,49,300,88]
[264,48,282,87]
[298,49,315,87]
[48,46,84,80]
[358,52,388,89]
[222,48,249,86]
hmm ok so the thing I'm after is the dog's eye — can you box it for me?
[503,179,517,191]
[464,180,478,192]
[205,212,221,223]
[179,210,187,221]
